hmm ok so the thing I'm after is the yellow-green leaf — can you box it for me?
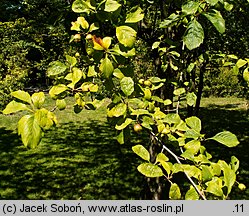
[169,183,181,200]
[116,26,137,48]
[11,90,31,104]
[2,101,29,115]
[18,114,42,148]
[137,163,164,177]
[132,145,150,161]
[31,92,45,109]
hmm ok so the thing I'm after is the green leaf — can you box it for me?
[187,63,196,73]
[211,163,221,176]
[160,161,172,175]
[243,68,249,83]
[49,84,68,98]
[144,89,151,100]
[186,116,201,132]
[2,101,29,115]
[156,152,169,163]
[120,77,134,96]
[169,183,181,200]
[11,90,31,104]
[183,19,204,50]
[186,92,197,106]
[116,26,137,48]
[72,67,83,86]
[47,61,67,77]
[236,59,247,68]
[18,115,42,148]
[160,13,180,28]
[99,56,114,78]
[201,165,213,182]
[87,65,97,77]
[66,55,77,67]
[89,22,99,32]
[202,9,225,34]
[34,108,57,130]
[182,164,201,179]
[56,99,67,110]
[164,113,181,124]
[105,0,121,12]
[31,92,45,109]
[77,17,89,29]
[173,88,186,95]
[230,156,239,172]
[209,131,239,147]
[206,177,223,197]
[72,0,95,13]
[224,2,234,11]
[184,140,200,154]
[205,0,218,6]
[115,118,133,130]
[152,41,160,49]
[132,145,150,161]
[117,130,124,144]
[185,186,199,200]
[113,68,125,79]
[125,7,144,23]
[137,163,164,177]
[185,129,201,139]
[182,1,200,15]
[107,103,127,117]
[223,166,236,195]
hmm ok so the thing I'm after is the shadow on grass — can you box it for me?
[198,106,249,199]
[0,121,144,200]
[1,105,249,200]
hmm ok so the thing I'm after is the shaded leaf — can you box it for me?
[183,19,204,50]
[203,9,225,34]
[99,56,114,78]
[47,61,67,77]
[169,183,181,200]
[182,1,200,15]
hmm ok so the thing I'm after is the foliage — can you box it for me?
[2,0,248,199]
[0,0,74,108]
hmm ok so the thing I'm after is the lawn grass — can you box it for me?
[0,96,249,199]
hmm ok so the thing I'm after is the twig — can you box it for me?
[150,131,207,200]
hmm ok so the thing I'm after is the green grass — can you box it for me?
[0,96,249,199]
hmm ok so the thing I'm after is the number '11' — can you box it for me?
[235,204,243,213]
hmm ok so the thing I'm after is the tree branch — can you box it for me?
[150,131,207,200]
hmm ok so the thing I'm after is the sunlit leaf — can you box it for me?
[116,26,137,47]
[132,145,150,161]
[18,115,42,148]
[11,90,31,104]
[137,163,164,177]
[209,131,239,147]
[120,77,134,96]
